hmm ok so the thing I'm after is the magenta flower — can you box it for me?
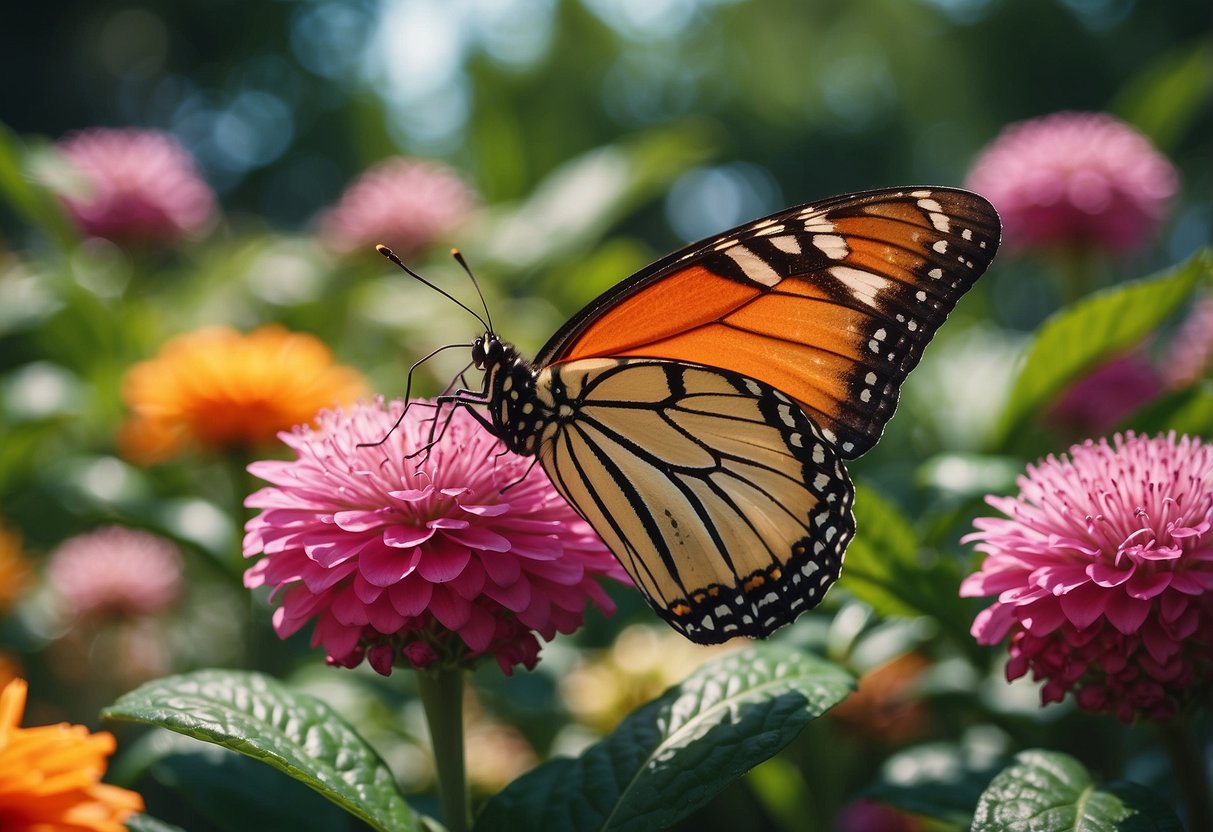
[962,432,1213,722]
[55,128,216,245]
[317,157,476,257]
[965,112,1178,254]
[1047,353,1164,435]
[47,526,184,619]
[242,398,627,676]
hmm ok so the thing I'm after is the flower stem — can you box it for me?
[1158,717,1211,831]
[416,667,470,832]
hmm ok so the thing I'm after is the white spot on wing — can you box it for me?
[813,234,850,259]
[768,235,801,254]
[724,245,782,287]
[910,189,932,198]
[831,266,889,307]
[933,240,948,254]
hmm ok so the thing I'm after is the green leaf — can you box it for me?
[972,750,1182,832]
[1118,381,1213,437]
[103,669,420,832]
[994,249,1211,449]
[0,123,76,249]
[476,644,853,832]
[836,484,973,642]
[1112,42,1213,153]
[474,121,718,278]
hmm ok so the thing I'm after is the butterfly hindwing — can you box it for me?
[532,357,855,644]
[537,187,1000,458]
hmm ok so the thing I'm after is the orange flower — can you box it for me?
[120,325,367,463]
[0,523,32,615]
[0,679,143,831]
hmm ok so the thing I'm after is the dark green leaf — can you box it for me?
[1117,381,1213,437]
[994,249,1210,449]
[476,644,852,832]
[103,669,419,832]
[837,484,972,641]
[972,750,1182,831]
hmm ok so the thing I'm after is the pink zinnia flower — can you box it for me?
[965,112,1178,254]
[1047,353,1164,435]
[318,157,476,257]
[47,526,184,619]
[961,433,1213,722]
[242,398,627,676]
[55,128,216,245]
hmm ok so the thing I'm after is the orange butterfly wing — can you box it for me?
[536,187,1001,458]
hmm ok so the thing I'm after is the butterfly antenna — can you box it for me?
[376,245,490,332]
[451,249,493,335]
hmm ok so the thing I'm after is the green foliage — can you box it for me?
[476,645,853,831]
[994,249,1211,449]
[836,484,973,643]
[104,670,419,832]
[972,750,1183,832]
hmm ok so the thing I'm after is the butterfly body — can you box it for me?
[437,187,1001,644]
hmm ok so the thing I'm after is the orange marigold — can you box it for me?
[0,523,32,615]
[120,325,367,463]
[0,679,143,831]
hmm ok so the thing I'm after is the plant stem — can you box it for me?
[1158,717,1211,832]
[416,667,470,832]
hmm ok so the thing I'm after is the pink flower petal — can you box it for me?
[359,544,422,587]
[383,525,436,548]
[417,545,472,582]
[1104,593,1152,634]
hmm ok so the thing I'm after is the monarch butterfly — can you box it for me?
[390,186,1000,644]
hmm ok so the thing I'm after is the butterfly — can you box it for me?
[396,186,1000,644]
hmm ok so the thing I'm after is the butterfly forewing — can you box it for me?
[537,187,1000,458]
[533,357,854,644]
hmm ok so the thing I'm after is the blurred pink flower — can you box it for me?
[55,128,216,245]
[242,398,627,676]
[48,526,184,619]
[1165,294,1213,389]
[318,157,476,257]
[962,432,1213,722]
[1047,354,1164,435]
[965,112,1178,254]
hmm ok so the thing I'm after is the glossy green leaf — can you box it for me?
[972,750,1182,831]
[103,670,420,832]
[994,249,1210,449]
[476,644,853,832]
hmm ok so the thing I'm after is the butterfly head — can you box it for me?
[471,332,501,371]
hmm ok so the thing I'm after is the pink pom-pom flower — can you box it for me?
[47,526,184,619]
[317,157,476,257]
[55,128,216,246]
[965,112,1178,255]
[962,432,1213,722]
[242,398,628,676]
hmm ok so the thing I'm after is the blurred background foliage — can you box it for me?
[0,1,1210,830]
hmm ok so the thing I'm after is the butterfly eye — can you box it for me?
[471,338,487,369]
